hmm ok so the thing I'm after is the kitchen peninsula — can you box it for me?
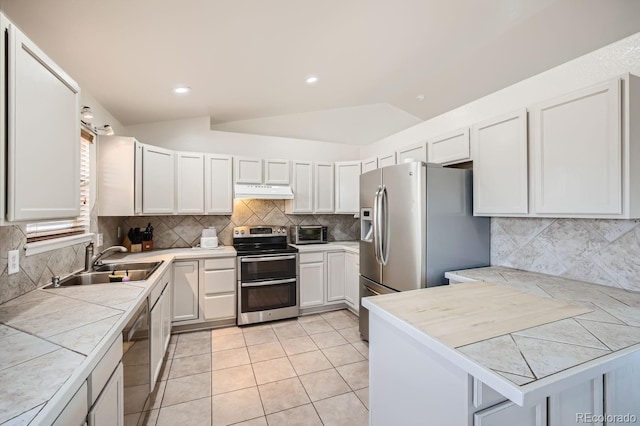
[363,266,640,426]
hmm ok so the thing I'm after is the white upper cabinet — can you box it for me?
[531,78,623,216]
[314,162,335,213]
[2,14,81,222]
[472,109,528,216]
[378,152,397,168]
[285,161,313,214]
[264,159,290,184]
[335,161,361,214]
[234,157,263,184]
[396,142,427,164]
[361,157,378,173]
[205,154,233,214]
[428,128,470,165]
[98,137,142,216]
[142,145,175,214]
[176,152,205,214]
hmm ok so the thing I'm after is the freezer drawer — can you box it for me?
[358,276,398,341]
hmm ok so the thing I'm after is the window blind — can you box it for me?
[26,129,93,243]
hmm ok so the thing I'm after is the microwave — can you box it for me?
[291,225,328,244]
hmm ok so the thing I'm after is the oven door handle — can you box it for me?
[241,255,297,262]
[241,278,297,287]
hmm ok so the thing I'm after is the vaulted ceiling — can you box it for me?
[1,0,639,144]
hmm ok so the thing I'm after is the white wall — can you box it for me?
[124,116,360,162]
[362,31,640,158]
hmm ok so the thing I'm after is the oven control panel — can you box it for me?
[233,225,287,237]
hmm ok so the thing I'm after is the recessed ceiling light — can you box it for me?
[416,94,425,101]
[305,75,318,85]
[172,86,191,95]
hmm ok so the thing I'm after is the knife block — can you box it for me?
[142,240,154,251]
[123,235,142,253]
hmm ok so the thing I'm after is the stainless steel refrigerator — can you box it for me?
[359,162,490,340]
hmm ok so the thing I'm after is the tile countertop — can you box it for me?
[292,241,359,254]
[0,246,236,425]
[363,266,640,406]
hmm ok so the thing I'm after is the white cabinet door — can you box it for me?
[161,281,172,353]
[202,260,236,321]
[300,262,325,308]
[235,157,263,184]
[335,161,361,214]
[549,377,603,426]
[344,252,359,312]
[472,109,528,216]
[361,157,378,173]
[142,145,175,214]
[474,400,547,426]
[396,142,427,164]
[286,161,314,214]
[428,128,470,165]
[205,154,233,214]
[532,79,621,215]
[314,162,335,213]
[203,294,236,320]
[378,153,397,168]
[604,362,640,422]
[5,18,81,222]
[88,362,124,426]
[176,152,204,214]
[326,252,345,302]
[149,294,163,392]
[98,137,140,216]
[264,159,290,184]
[173,261,199,322]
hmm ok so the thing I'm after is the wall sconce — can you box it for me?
[81,105,94,120]
[94,124,115,136]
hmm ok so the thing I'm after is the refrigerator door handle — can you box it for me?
[372,186,382,264]
[380,185,389,266]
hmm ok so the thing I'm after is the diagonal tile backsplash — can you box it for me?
[492,218,640,291]
[104,199,360,249]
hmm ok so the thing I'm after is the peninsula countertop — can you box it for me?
[363,266,640,406]
[0,246,236,425]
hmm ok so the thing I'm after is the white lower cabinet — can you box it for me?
[474,400,547,426]
[150,272,172,391]
[299,253,325,308]
[202,257,236,321]
[344,252,359,312]
[53,381,88,426]
[549,377,603,426]
[173,260,199,323]
[604,363,640,422]
[326,252,345,302]
[88,362,124,426]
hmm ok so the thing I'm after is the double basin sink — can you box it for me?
[44,261,163,288]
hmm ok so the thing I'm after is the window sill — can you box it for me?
[25,233,95,257]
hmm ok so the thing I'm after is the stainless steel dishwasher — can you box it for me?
[122,300,151,423]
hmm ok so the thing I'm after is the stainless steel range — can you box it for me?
[233,225,299,325]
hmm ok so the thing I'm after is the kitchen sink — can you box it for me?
[43,261,163,289]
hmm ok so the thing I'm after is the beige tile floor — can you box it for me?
[127,309,369,426]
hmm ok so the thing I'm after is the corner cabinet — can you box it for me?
[334,161,361,214]
[142,145,175,214]
[471,109,528,216]
[173,260,199,323]
[314,163,335,213]
[2,13,81,223]
[98,137,143,216]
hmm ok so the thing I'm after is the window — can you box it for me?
[25,128,93,245]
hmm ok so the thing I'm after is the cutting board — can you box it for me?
[370,281,592,348]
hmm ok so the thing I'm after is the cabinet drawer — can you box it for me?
[300,252,324,264]
[204,269,236,294]
[53,381,88,426]
[88,336,123,405]
[203,294,236,320]
[204,257,236,270]
[474,400,546,426]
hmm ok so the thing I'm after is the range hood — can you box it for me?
[234,184,294,200]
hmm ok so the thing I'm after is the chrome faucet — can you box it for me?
[84,242,128,272]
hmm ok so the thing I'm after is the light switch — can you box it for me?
[8,250,19,275]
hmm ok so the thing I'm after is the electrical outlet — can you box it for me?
[8,250,19,275]
[97,233,104,247]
